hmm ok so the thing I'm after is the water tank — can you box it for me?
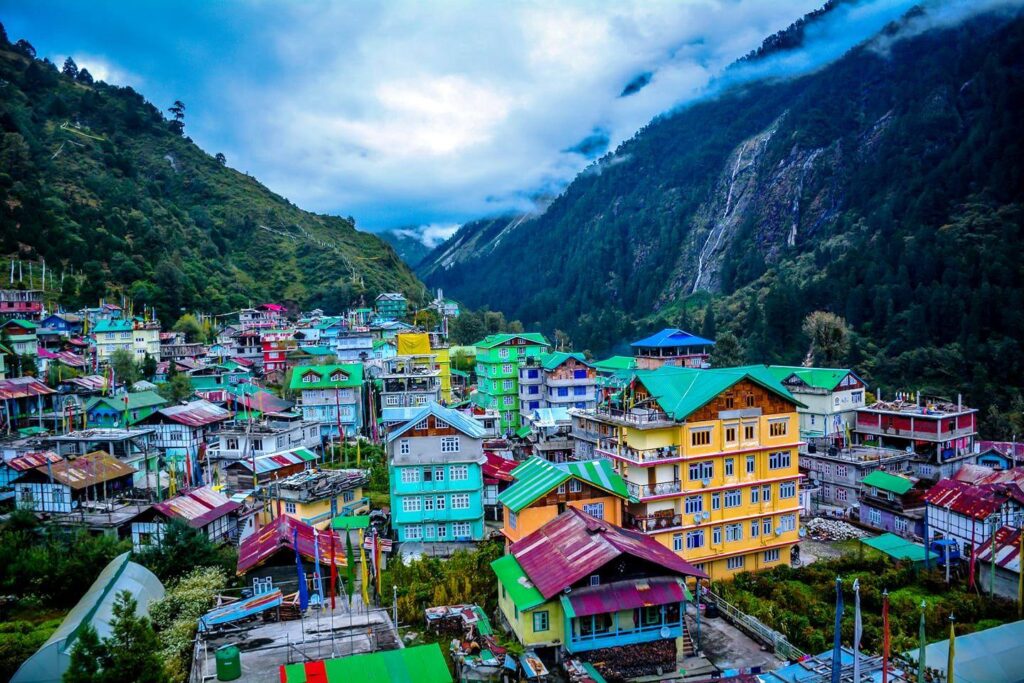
[215,645,241,681]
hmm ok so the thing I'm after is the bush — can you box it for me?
[150,567,228,682]
[0,618,63,681]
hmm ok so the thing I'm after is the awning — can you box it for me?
[560,577,686,618]
[861,533,938,563]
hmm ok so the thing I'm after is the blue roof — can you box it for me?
[386,402,487,442]
[631,328,714,349]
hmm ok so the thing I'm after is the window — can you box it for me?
[402,497,421,513]
[424,497,435,512]
[415,419,429,430]
[557,483,566,494]
[764,549,781,562]
[769,419,788,437]
[745,394,755,407]
[779,514,796,532]
[557,387,569,397]
[743,423,756,440]
[451,494,470,510]
[763,518,772,535]
[836,487,849,502]
[503,379,513,391]
[384,395,400,406]
[725,523,743,542]
[724,490,741,507]
[450,465,468,481]
[751,520,760,537]
[424,468,433,482]
[252,438,263,451]
[574,369,588,379]
[437,525,448,539]
[424,525,434,539]
[441,437,460,453]
[712,526,722,544]
[589,574,600,586]
[503,396,514,407]
[684,495,703,514]
[780,481,796,499]
[400,467,419,483]
[868,508,882,526]
[285,502,297,514]
[583,502,605,519]
[452,522,471,538]
[673,533,683,551]
[836,464,849,478]
[725,458,735,476]
[895,516,909,533]
[725,426,737,443]
[343,490,355,503]
[434,467,445,481]
[750,487,760,504]
[762,484,772,502]
[746,455,756,474]
[689,461,713,481]
[405,526,422,540]
[573,386,587,396]
[691,429,712,447]
[527,369,538,379]
[727,556,745,570]
[226,438,239,450]
[725,396,735,409]
[769,451,791,470]
[399,440,410,455]
[436,496,446,510]
[434,419,449,430]
[533,611,550,632]
[499,348,509,359]
[528,385,539,395]
[711,492,721,510]
[686,530,705,549]
[502,363,514,374]
[569,479,582,493]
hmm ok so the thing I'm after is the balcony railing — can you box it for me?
[625,479,682,498]
[597,439,679,464]
[856,424,976,442]
[595,406,674,427]
[567,612,685,653]
[626,513,684,533]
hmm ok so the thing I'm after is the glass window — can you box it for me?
[691,429,712,447]
[746,455,756,474]
[686,530,704,549]
[450,465,469,481]
[672,533,683,551]
[764,549,781,562]
[285,502,297,514]
[441,437,460,453]
[780,481,796,498]
[684,495,703,514]
[769,451,791,469]
[750,487,760,504]
[724,490,741,507]
[569,479,582,493]
[402,497,421,513]
[727,556,745,570]
[451,494,470,510]
[400,468,419,483]
[751,520,760,537]
[769,419,788,437]
[399,440,410,455]
[711,492,721,510]
[583,502,604,519]
[712,526,722,544]
[405,525,422,540]
[725,458,734,476]
[533,611,549,632]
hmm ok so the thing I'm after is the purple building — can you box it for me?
[858,470,925,539]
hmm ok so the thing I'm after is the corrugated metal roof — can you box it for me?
[861,470,914,495]
[151,400,231,427]
[235,447,318,474]
[499,457,631,513]
[6,450,62,472]
[508,507,706,599]
[386,402,486,442]
[153,485,241,528]
[63,375,108,391]
[630,328,714,349]
[25,450,136,489]
[560,576,686,618]
[483,452,517,484]
[0,376,55,399]
[952,465,1024,487]
[923,478,1022,519]
[236,515,348,574]
[975,526,1022,572]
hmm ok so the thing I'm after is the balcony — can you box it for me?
[625,479,682,499]
[597,439,680,465]
[564,584,686,654]
[595,406,675,428]
[856,424,976,442]
[626,512,684,533]
[535,438,573,452]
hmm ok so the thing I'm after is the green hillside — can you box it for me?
[0,29,425,322]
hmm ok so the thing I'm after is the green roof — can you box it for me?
[2,318,38,330]
[592,355,637,372]
[756,365,859,391]
[85,390,167,415]
[630,365,802,421]
[514,425,532,438]
[279,643,452,683]
[92,319,132,332]
[331,515,370,530]
[450,368,469,378]
[491,554,546,611]
[861,533,937,563]
[499,457,632,513]
[293,345,336,356]
[472,332,549,349]
[289,364,364,390]
[861,470,914,495]
[539,351,587,371]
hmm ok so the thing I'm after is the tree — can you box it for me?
[412,308,439,331]
[710,331,745,368]
[76,68,93,85]
[157,373,194,404]
[802,311,850,366]
[136,520,235,583]
[172,313,204,343]
[450,310,485,345]
[141,353,158,381]
[701,303,717,340]
[62,57,78,79]
[64,624,106,683]
[15,353,38,377]
[167,100,185,136]
[103,592,168,683]
[13,39,35,58]
[110,348,141,385]
[214,152,226,165]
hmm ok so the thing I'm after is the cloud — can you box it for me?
[392,223,461,248]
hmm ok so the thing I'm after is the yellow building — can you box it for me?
[257,469,368,529]
[573,365,803,581]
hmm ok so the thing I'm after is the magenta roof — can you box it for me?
[6,451,62,472]
[153,485,241,528]
[979,441,1024,460]
[151,400,231,427]
[237,515,349,574]
[0,377,55,399]
[564,576,686,617]
[483,452,516,484]
[923,478,1024,519]
[953,465,1024,487]
[509,507,706,599]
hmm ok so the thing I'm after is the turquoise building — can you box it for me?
[387,403,487,543]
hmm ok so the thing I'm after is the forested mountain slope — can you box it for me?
[0,26,425,322]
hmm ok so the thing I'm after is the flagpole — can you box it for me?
[852,579,862,683]
[881,589,890,683]
[831,577,843,683]
[918,600,927,683]
[947,613,956,683]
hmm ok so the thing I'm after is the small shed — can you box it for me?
[11,552,164,683]
[860,533,938,567]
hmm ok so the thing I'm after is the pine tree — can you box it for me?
[64,624,106,683]
[62,57,78,79]
[104,591,168,683]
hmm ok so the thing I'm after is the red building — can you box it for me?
[261,330,297,376]
[0,290,43,320]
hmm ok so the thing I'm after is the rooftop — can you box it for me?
[267,469,368,502]
[152,486,241,527]
[859,397,976,416]
[630,328,714,349]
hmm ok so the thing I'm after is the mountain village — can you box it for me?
[0,283,1020,683]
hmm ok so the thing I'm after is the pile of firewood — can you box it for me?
[583,640,676,681]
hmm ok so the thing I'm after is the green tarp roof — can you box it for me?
[279,643,452,683]
[289,363,364,390]
[861,470,914,495]
[539,351,588,371]
[491,554,546,611]
[85,390,167,414]
[861,533,937,563]
[631,365,803,421]
[472,332,549,349]
[592,355,637,372]
[754,365,861,391]
[331,515,370,530]
[499,457,632,513]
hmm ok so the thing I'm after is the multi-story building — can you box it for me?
[760,366,867,441]
[289,363,364,439]
[387,403,487,543]
[46,427,160,491]
[261,329,297,376]
[380,354,441,409]
[215,412,321,462]
[136,400,231,487]
[801,443,914,510]
[238,303,286,331]
[577,365,803,580]
[92,318,160,363]
[858,470,925,538]
[521,407,575,462]
[473,333,550,434]
[0,289,43,320]
[630,328,714,370]
[258,469,369,528]
[0,319,38,359]
[924,471,1024,558]
[854,394,978,480]
[518,351,597,419]
[374,292,408,321]
[84,390,168,428]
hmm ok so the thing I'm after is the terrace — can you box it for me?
[593,405,675,429]
[625,479,683,499]
[596,438,680,465]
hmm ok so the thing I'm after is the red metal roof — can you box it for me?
[953,465,1024,487]
[564,576,686,617]
[483,452,517,484]
[978,441,1024,460]
[509,507,706,599]
[153,485,241,528]
[0,376,55,399]
[151,400,231,427]
[923,478,1023,519]
[975,526,1022,570]
[236,515,349,574]
[6,450,62,471]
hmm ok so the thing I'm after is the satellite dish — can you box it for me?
[660,626,671,638]
[799,527,807,538]
[693,514,701,524]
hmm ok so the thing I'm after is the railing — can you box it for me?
[702,588,805,661]
[626,513,684,533]
[625,479,682,498]
[567,615,685,653]
[595,407,674,426]
[855,424,976,441]
[535,438,573,451]
[597,439,679,464]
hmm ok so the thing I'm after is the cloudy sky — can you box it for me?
[2,0,980,235]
